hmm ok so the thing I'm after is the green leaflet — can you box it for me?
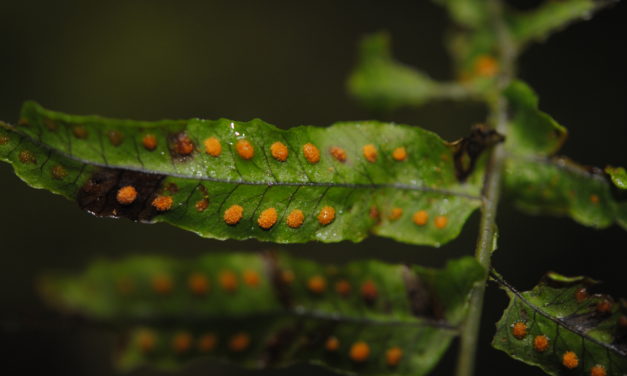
[0,101,486,246]
[40,252,484,375]
[502,81,626,230]
[431,0,489,28]
[505,81,568,156]
[491,271,627,376]
[505,157,627,230]
[507,0,615,48]
[347,33,471,111]
[606,166,627,190]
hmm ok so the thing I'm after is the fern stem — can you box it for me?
[455,1,515,375]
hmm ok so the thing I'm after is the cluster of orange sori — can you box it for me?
[116,269,263,296]
[223,204,335,229]
[305,274,379,302]
[510,321,608,376]
[411,210,448,229]
[115,185,174,212]
[138,131,411,165]
[325,337,403,367]
[135,329,251,354]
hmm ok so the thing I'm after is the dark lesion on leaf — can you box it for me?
[77,168,166,221]
[402,266,443,320]
[169,132,195,161]
[449,124,505,182]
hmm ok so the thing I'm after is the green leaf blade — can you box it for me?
[492,271,627,376]
[41,252,484,375]
[505,81,568,156]
[1,102,484,246]
[508,0,615,48]
[348,33,472,111]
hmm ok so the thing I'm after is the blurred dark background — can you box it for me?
[1,1,625,375]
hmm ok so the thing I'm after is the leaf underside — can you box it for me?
[492,271,627,376]
[0,102,484,247]
[41,252,484,375]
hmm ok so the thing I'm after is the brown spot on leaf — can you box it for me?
[107,130,124,146]
[0,135,9,145]
[361,280,378,302]
[307,275,326,294]
[596,298,613,314]
[335,280,351,297]
[198,333,218,352]
[136,329,157,353]
[170,132,195,158]
[325,336,340,351]
[369,205,379,220]
[18,150,36,164]
[152,274,173,294]
[243,269,261,287]
[219,270,238,292]
[43,118,58,131]
[77,168,166,221]
[172,332,192,353]
[51,165,68,180]
[228,332,250,352]
[575,287,588,302]
[195,198,209,212]
[188,273,210,295]
[72,125,88,139]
